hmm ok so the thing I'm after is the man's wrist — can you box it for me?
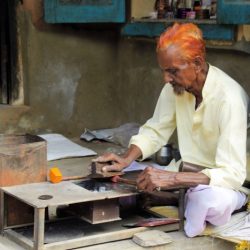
[171,172,178,187]
[175,172,210,188]
[122,145,142,164]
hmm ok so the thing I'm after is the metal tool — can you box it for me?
[111,175,137,186]
[154,144,181,166]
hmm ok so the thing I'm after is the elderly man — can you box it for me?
[95,23,248,237]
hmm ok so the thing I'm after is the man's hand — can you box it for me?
[93,153,130,172]
[136,166,177,192]
[93,144,142,172]
[136,166,210,192]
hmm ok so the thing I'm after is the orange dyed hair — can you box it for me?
[157,23,206,61]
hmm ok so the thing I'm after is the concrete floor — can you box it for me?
[0,231,236,250]
[0,139,237,250]
[81,232,236,250]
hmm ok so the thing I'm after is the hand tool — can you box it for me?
[111,175,165,191]
[88,161,123,178]
[111,176,163,192]
[111,175,137,186]
[123,217,180,227]
[49,167,85,184]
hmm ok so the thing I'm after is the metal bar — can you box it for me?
[34,207,45,250]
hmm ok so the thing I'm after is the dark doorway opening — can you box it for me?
[0,0,18,104]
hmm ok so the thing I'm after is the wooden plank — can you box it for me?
[1,181,137,208]
[44,0,125,23]
[0,191,5,233]
[121,22,235,41]
[82,239,149,250]
[3,214,179,250]
[178,188,185,231]
[43,0,57,23]
[5,194,34,227]
[122,22,166,37]
[42,221,178,250]
[131,18,217,24]
[34,208,45,250]
[217,0,250,24]
[4,229,33,250]
[44,227,148,250]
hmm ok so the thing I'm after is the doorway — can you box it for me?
[0,0,18,104]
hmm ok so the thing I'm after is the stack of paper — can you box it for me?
[39,134,97,161]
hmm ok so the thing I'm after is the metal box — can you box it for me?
[0,134,47,226]
[69,198,120,224]
[0,134,47,186]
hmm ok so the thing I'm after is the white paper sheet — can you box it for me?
[124,161,162,172]
[124,160,179,172]
[39,133,97,161]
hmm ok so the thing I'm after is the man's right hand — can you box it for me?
[93,144,143,172]
[93,153,130,172]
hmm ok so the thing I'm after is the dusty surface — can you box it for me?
[81,232,235,250]
[0,231,236,250]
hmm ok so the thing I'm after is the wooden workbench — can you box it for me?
[0,180,138,249]
[0,180,178,250]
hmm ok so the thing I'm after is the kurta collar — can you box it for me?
[201,64,216,101]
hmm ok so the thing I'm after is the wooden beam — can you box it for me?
[34,208,45,250]
[5,229,33,250]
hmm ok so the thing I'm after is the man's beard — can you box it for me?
[171,83,185,95]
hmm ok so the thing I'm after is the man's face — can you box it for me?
[157,46,197,95]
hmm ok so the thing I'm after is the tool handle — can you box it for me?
[62,175,85,181]
[113,176,137,186]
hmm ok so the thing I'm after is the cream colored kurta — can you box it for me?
[130,65,248,190]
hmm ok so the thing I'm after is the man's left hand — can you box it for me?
[136,166,177,192]
[136,166,210,192]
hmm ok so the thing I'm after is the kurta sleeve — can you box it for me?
[129,84,176,160]
[201,97,248,190]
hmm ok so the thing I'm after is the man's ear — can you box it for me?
[193,56,203,72]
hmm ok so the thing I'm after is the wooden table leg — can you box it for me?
[34,207,45,250]
[178,188,186,231]
[0,191,5,234]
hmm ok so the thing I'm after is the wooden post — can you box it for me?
[0,191,5,234]
[33,208,45,250]
[178,188,185,231]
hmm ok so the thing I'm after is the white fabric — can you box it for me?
[215,212,250,241]
[184,185,247,237]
